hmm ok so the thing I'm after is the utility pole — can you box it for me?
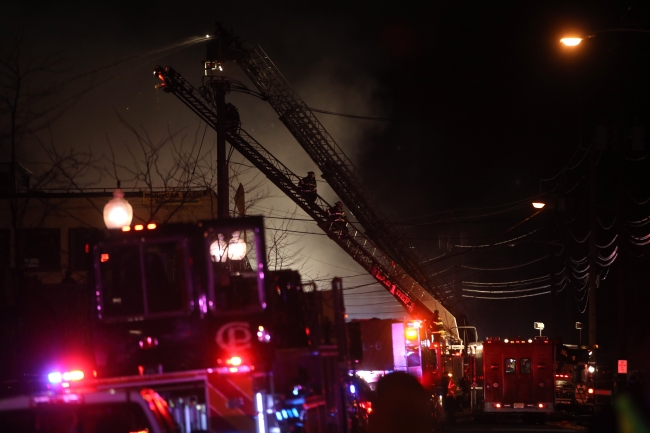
[215,81,229,219]
[588,142,598,347]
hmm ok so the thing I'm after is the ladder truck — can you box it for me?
[0,217,354,433]
[152,25,464,347]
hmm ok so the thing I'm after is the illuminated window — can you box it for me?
[521,358,531,374]
[505,358,516,374]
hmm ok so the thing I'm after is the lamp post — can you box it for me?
[558,28,649,351]
[103,187,133,229]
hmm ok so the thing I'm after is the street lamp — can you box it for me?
[103,187,133,229]
[560,37,584,46]
[532,202,546,209]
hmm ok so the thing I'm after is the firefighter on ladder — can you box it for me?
[327,201,347,235]
[298,171,317,202]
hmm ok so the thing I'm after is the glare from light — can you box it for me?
[532,202,546,209]
[103,189,133,229]
[405,328,418,340]
[48,372,63,384]
[588,366,595,373]
[229,356,242,366]
[561,37,582,46]
[63,370,84,381]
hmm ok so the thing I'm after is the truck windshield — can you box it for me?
[206,228,263,312]
[97,237,190,319]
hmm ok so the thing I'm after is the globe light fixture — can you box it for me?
[103,188,133,229]
[227,231,247,260]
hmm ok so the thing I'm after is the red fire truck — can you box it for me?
[468,336,556,424]
[1,217,353,433]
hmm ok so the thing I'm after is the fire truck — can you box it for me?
[555,344,591,409]
[349,315,471,427]
[0,216,353,433]
[467,336,556,424]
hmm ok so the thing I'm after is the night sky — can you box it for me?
[3,1,650,366]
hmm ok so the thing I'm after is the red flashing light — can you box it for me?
[84,243,90,253]
[588,388,594,394]
[538,403,544,408]
[359,401,373,413]
[100,254,109,263]
[227,356,242,366]
[495,403,502,408]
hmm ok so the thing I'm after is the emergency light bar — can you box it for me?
[48,370,85,384]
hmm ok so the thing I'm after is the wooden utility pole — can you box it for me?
[216,82,229,219]
[588,144,598,347]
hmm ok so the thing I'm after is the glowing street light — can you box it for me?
[103,188,133,229]
[532,202,546,209]
[560,37,583,46]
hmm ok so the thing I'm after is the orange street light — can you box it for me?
[560,37,583,46]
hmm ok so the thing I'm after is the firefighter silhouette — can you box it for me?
[298,171,317,202]
[327,201,347,234]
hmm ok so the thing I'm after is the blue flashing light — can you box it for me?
[275,412,283,421]
[349,384,356,394]
[281,410,288,419]
[48,372,63,384]
[292,408,299,418]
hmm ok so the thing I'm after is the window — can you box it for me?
[207,229,262,313]
[69,227,102,271]
[505,358,516,374]
[97,238,190,319]
[521,358,531,374]
[19,228,60,271]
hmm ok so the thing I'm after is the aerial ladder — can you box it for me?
[154,67,458,336]
[203,25,457,312]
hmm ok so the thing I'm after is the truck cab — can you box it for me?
[0,386,178,433]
